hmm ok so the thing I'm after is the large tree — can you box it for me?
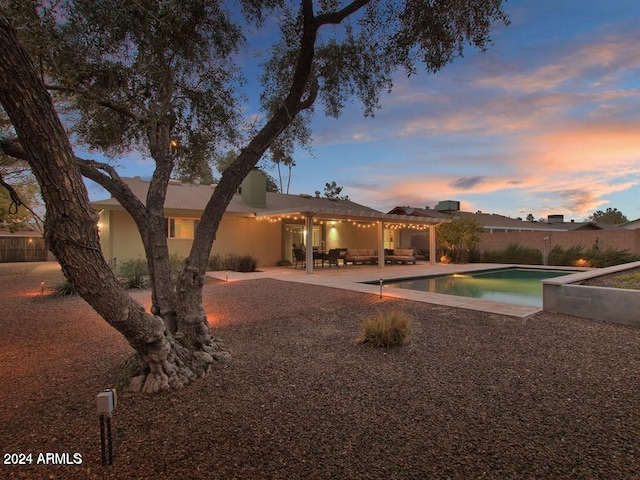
[589,207,629,225]
[0,1,508,393]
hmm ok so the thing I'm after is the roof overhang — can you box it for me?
[254,206,448,226]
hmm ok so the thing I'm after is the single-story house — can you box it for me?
[92,170,446,273]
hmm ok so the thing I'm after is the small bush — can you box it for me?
[547,245,640,267]
[548,245,584,266]
[585,247,640,268]
[357,310,413,348]
[207,254,258,272]
[119,258,150,289]
[482,244,543,265]
[49,279,76,297]
[169,253,186,279]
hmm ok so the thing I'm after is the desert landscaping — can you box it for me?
[1,261,640,479]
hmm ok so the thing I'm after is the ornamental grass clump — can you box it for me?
[357,310,413,348]
[49,279,77,297]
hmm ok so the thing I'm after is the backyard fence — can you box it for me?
[0,236,48,262]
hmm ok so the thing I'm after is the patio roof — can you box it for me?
[254,206,447,226]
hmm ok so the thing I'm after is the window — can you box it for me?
[165,218,198,239]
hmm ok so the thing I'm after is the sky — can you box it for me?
[87,1,640,222]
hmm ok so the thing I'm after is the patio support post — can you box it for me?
[429,225,436,265]
[305,212,314,274]
[378,221,385,269]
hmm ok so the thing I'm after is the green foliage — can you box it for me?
[208,254,258,273]
[482,244,543,265]
[119,258,150,289]
[117,254,185,288]
[0,157,43,232]
[49,279,77,297]
[357,310,413,348]
[586,247,640,268]
[548,245,584,266]
[589,207,628,225]
[548,245,640,268]
[437,217,484,263]
[323,181,349,200]
[168,253,186,280]
[9,0,244,166]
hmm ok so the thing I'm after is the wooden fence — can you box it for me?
[0,236,48,262]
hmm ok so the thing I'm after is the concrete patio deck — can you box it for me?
[206,262,543,318]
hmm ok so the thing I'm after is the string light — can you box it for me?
[255,215,429,230]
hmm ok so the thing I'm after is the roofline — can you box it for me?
[255,207,449,225]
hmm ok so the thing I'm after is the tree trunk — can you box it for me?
[0,14,229,393]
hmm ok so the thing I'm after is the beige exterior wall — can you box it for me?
[324,222,431,252]
[99,208,282,268]
[212,215,281,266]
[102,210,143,262]
[337,222,379,249]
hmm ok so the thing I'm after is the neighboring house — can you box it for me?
[92,170,445,271]
[389,204,640,256]
[621,219,640,230]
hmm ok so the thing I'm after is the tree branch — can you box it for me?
[314,0,371,27]
[46,84,139,120]
[1,136,148,228]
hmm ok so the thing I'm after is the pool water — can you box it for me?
[379,268,575,307]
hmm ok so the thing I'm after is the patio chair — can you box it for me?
[325,249,341,269]
[292,248,306,269]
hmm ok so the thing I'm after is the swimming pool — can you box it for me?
[376,267,576,307]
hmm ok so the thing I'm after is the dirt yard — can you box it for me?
[1,262,639,479]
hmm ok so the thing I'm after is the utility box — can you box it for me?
[96,390,116,415]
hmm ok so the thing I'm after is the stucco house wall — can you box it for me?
[99,209,282,267]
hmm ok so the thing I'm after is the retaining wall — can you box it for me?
[542,261,640,327]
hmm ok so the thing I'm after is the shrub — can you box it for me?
[207,254,258,272]
[548,245,584,266]
[547,245,640,267]
[585,247,640,268]
[482,244,543,265]
[49,279,76,297]
[168,253,185,279]
[119,258,150,289]
[357,310,413,348]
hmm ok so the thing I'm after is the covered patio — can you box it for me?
[255,206,447,274]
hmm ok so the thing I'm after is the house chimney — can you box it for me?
[240,169,267,208]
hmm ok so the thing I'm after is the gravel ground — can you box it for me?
[1,262,640,480]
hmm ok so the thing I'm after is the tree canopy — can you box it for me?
[589,207,629,225]
[437,216,484,263]
[324,180,350,200]
[0,1,508,392]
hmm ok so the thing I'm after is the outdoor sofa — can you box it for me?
[345,248,377,265]
[384,248,417,264]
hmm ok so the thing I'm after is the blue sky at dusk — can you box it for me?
[89,1,640,222]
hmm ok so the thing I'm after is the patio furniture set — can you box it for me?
[292,248,417,269]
